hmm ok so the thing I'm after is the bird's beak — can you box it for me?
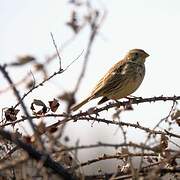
[144,52,150,58]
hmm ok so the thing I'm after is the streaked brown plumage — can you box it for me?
[72,49,149,111]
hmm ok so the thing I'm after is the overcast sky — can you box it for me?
[1,0,180,170]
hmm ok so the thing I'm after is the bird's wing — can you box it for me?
[91,59,128,96]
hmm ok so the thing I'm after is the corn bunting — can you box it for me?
[72,49,149,111]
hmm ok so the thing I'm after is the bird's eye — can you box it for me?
[135,53,139,57]
[131,52,139,61]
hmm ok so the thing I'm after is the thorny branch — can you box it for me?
[1,1,180,179]
[138,100,177,171]
[0,129,75,180]
[58,142,178,153]
[2,95,180,139]
[0,65,44,150]
[73,152,158,169]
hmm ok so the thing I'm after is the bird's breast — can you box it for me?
[107,64,145,99]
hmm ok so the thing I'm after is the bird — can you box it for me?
[71,49,149,111]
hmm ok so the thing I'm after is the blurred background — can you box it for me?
[1,0,180,174]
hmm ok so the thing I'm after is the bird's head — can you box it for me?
[126,49,149,64]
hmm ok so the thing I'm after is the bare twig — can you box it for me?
[13,51,83,109]
[73,5,107,93]
[50,32,62,71]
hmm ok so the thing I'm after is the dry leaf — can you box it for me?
[36,121,46,134]
[48,127,58,134]
[175,119,180,126]
[171,109,180,120]
[31,99,48,115]
[160,134,168,151]
[17,55,35,64]
[49,98,60,112]
[4,108,20,122]
[11,55,36,66]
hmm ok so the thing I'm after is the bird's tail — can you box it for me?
[71,96,92,111]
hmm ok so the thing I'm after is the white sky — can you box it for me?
[1,0,180,172]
